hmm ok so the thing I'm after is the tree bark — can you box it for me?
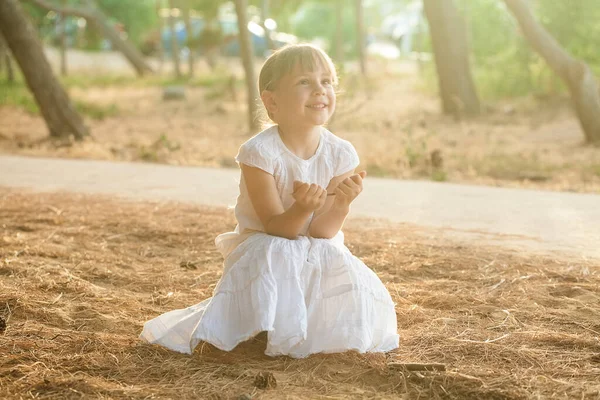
[0,0,88,139]
[0,32,15,82]
[504,0,600,144]
[234,0,260,131]
[156,0,165,71]
[261,0,275,51]
[181,0,194,77]
[29,0,153,76]
[355,0,366,76]
[0,34,4,75]
[423,0,480,116]
[59,0,67,76]
[167,0,181,78]
[334,0,344,65]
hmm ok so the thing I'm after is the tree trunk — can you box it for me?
[261,0,275,51]
[29,0,153,76]
[0,32,15,82]
[234,0,260,131]
[0,34,4,75]
[423,0,480,117]
[334,0,344,65]
[156,0,165,71]
[355,0,366,76]
[5,47,14,82]
[504,0,600,144]
[59,0,67,76]
[181,1,194,77]
[167,0,181,78]
[0,0,88,139]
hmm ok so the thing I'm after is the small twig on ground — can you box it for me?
[387,362,446,372]
[450,333,510,344]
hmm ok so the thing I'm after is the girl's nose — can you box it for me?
[313,83,325,95]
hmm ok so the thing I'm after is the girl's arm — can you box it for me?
[308,171,366,239]
[241,164,326,240]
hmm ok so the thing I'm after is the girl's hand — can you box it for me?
[293,181,327,212]
[333,171,367,210]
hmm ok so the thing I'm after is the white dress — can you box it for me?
[140,125,399,358]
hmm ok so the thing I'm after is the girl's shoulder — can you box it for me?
[238,125,283,158]
[235,126,283,174]
[320,127,357,154]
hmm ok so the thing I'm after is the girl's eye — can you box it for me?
[322,79,332,86]
[299,79,309,85]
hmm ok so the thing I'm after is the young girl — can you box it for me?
[140,44,399,358]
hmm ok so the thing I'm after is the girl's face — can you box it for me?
[263,62,336,129]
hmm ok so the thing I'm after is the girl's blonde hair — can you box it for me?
[258,43,338,93]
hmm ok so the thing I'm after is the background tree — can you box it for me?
[503,0,600,144]
[355,0,366,76]
[334,0,343,64]
[0,0,88,139]
[189,0,223,70]
[261,0,275,51]
[181,0,194,77]
[0,33,15,83]
[234,0,260,131]
[166,0,181,78]
[155,0,166,70]
[423,0,481,116]
[58,0,67,76]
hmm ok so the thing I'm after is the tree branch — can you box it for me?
[503,0,577,80]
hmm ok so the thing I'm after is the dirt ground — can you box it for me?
[1,59,599,194]
[1,188,599,399]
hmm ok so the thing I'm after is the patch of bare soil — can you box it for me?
[1,188,599,399]
[0,64,599,194]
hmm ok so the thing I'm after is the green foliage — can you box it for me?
[61,72,234,89]
[365,163,387,177]
[138,133,181,162]
[475,153,554,182]
[0,69,233,123]
[430,170,447,182]
[73,100,119,120]
[536,1,600,66]
[0,74,118,120]
[0,79,39,114]
[189,0,222,21]
[290,3,342,42]
[62,74,133,88]
[25,0,157,48]
[288,0,381,59]
[255,0,304,33]
[95,0,157,46]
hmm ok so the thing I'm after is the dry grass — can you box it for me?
[1,188,599,399]
[1,61,599,193]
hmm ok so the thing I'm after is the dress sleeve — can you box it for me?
[235,141,274,175]
[335,140,360,176]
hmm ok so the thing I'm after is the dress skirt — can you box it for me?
[139,232,399,358]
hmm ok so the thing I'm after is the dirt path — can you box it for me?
[2,154,598,259]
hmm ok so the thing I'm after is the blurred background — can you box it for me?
[1,0,599,193]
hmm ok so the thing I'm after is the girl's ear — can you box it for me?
[261,90,277,115]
